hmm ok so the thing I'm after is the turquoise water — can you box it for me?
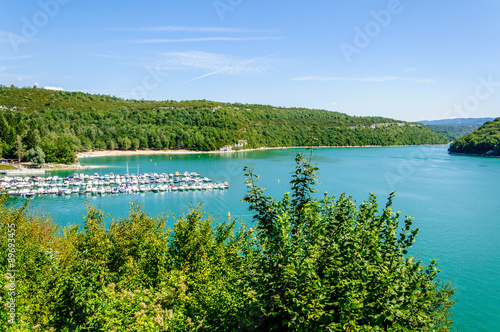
[4,145,500,331]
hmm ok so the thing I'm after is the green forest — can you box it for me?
[448,118,500,156]
[0,86,448,164]
[425,125,480,141]
[0,154,455,331]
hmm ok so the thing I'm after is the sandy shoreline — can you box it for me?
[76,145,447,159]
[76,147,275,159]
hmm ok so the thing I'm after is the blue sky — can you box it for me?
[1,0,499,121]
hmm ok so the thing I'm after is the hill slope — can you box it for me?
[425,125,483,141]
[448,118,500,156]
[418,118,496,141]
[0,86,448,163]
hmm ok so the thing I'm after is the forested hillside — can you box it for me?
[0,85,448,163]
[419,118,495,141]
[448,118,500,156]
[425,125,480,141]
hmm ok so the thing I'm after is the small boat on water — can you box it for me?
[1,170,228,197]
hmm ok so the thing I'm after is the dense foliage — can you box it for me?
[425,125,481,141]
[448,118,500,156]
[0,154,454,331]
[0,86,447,163]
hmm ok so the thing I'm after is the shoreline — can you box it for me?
[76,147,273,158]
[0,162,103,175]
[76,144,449,159]
[0,164,103,175]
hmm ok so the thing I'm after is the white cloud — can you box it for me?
[111,26,258,33]
[0,72,35,81]
[407,78,435,83]
[143,51,277,83]
[293,76,400,82]
[186,53,278,83]
[154,51,270,76]
[91,53,113,58]
[0,31,14,43]
[127,36,280,44]
[0,55,34,60]
[44,86,64,91]
[292,76,435,83]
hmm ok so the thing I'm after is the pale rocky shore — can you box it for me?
[76,144,446,159]
[76,147,281,159]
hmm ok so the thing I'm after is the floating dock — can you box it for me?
[0,169,46,175]
[0,171,228,197]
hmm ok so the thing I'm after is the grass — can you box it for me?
[0,164,17,170]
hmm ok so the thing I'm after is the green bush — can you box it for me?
[240,152,455,330]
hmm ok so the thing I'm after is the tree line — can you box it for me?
[0,86,448,164]
[425,124,481,141]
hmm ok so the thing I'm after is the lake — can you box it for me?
[5,145,500,331]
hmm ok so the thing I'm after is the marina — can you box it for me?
[0,171,228,197]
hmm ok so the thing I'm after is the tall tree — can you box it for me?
[26,147,45,166]
[15,135,24,163]
[24,128,41,151]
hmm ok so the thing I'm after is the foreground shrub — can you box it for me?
[239,152,455,331]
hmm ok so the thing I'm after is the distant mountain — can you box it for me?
[418,117,495,126]
[418,118,497,141]
[448,118,500,156]
[424,125,477,141]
